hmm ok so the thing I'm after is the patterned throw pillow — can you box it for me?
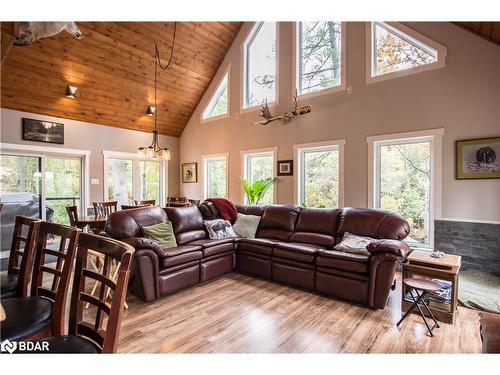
[204,219,237,239]
[142,221,177,249]
[232,213,261,239]
[334,232,375,255]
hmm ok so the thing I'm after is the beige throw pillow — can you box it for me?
[334,232,375,255]
[232,213,261,239]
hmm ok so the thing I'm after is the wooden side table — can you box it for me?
[401,250,461,324]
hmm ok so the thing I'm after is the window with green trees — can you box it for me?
[107,159,133,206]
[203,71,229,120]
[298,145,339,208]
[243,152,274,205]
[139,161,160,203]
[243,22,277,108]
[296,21,343,95]
[203,155,228,199]
[375,139,432,247]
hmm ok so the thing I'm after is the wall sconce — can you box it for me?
[146,105,156,116]
[65,85,78,98]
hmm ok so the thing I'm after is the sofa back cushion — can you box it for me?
[236,204,266,217]
[165,206,206,245]
[336,207,410,242]
[290,208,339,247]
[256,205,301,241]
[105,206,167,239]
[198,201,219,220]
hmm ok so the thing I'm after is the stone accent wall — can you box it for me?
[434,220,500,276]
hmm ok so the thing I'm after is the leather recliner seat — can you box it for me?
[105,203,410,309]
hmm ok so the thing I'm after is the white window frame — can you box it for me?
[293,22,347,100]
[241,22,279,113]
[293,139,345,207]
[240,147,278,204]
[102,150,167,207]
[365,22,447,84]
[366,128,444,250]
[0,142,90,218]
[202,153,229,200]
[201,64,231,122]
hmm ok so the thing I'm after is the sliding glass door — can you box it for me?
[45,157,82,225]
[0,153,84,257]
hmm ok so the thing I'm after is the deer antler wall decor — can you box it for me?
[254,91,312,126]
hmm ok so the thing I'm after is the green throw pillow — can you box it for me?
[142,221,177,249]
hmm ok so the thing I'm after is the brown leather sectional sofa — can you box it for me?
[105,203,411,309]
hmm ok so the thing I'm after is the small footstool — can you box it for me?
[397,278,441,337]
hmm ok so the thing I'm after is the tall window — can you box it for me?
[139,161,160,203]
[104,151,165,207]
[202,70,229,120]
[296,22,343,96]
[296,143,342,208]
[243,22,277,109]
[370,131,443,249]
[242,150,276,205]
[107,159,133,206]
[368,22,446,83]
[203,154,228,199]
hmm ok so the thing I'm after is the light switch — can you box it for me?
[91,178,100,185]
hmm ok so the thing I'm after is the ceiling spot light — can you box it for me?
[65,85,78,98]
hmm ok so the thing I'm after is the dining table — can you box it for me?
[76,215,108,234]
[166,202,191,208]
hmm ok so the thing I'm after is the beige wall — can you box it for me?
[179,22,500,222]
[1,108,180,204]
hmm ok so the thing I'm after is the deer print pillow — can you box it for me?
[204,219,237,239]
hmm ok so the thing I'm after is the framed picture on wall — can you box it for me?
[456,137,500,179]
[182,162,198,183]
[277,160,293,176]
[22,118,64,144]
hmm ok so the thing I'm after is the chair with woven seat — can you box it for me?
[134,199,155,206]
[0,222,80,342]
[93,201,117,216]
[0,216,41,299]
[34,233,134,353]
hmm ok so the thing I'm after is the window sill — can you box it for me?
[296,84,346,101]
[200,113,230,123]
[240,101,277,115]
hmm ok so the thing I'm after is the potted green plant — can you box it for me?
[240,177,276,205]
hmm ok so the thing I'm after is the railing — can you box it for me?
[45,196,80,206]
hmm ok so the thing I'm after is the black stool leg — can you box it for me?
[412,291,435,337]
[397,289,425,328]
[421,297,441,329]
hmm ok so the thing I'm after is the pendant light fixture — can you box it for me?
[138,23,177,161]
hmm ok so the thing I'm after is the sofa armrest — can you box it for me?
[367,239,411,259]
[122,237,165,257]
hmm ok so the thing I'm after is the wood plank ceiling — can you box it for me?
[454,22,500,46]
[0,22,242,137]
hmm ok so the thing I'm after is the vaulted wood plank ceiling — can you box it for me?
[1,22,242,136]
[454,22,500,46]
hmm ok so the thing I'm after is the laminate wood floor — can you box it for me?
[117,273,482,353]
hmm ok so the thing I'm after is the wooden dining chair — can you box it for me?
[0,216,41,299]
[66,205,79,227]
[34,233,134,353]
[93,201,117,216]
[0,222,80,342]
[134,199,155,206]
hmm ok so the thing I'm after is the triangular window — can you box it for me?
[202,71,229,120]
[369,22,446,81]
